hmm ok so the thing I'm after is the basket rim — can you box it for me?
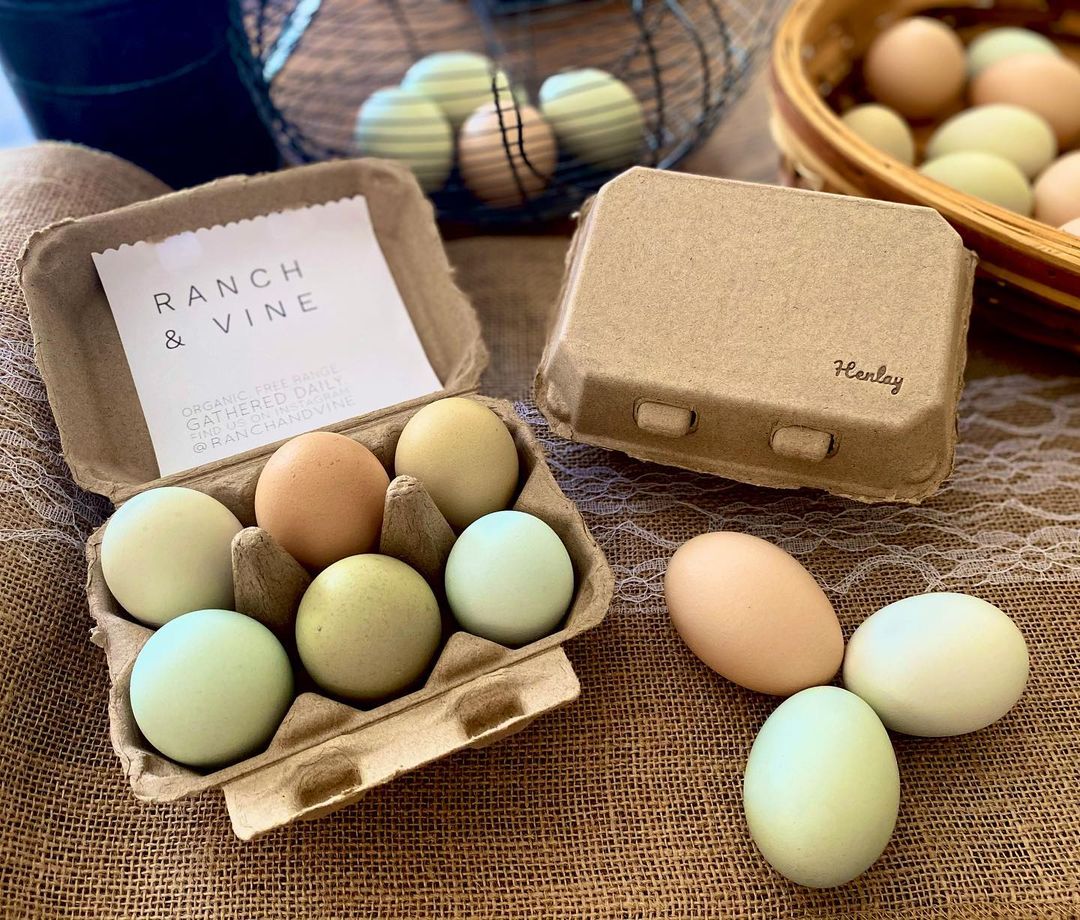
[770,0,1080,300]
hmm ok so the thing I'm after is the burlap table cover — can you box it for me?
[1,142,1077,919]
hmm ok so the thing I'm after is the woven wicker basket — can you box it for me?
[769,0,1080,355]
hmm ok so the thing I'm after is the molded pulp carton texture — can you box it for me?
[536,168,977,503]
[18,159,614,840]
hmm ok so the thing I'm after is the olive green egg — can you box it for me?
[296,554,441,702]
[129,609,294,769]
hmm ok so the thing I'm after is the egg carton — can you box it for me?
[19,159,614,839]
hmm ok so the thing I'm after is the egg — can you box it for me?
[459,101,558,206]
[296,554,441,702]
[394,397,519,530]
[539,68,644,169]
[401,51,511,129]
[863,17,966,119]
[920,151,1033,214]
[130,609,293,768]
[255,431,389,570]
[445,510,573,646]
[966,27,1061,78]
[1034,151,1080,226]
[744,687,900,888]
[972,54,1080,148]
[926,104,1056,178]
[839,104,915,165]
[843,592,1029,737]
[1060,217,1080,236]
[101,486,242,626]
[663,532,843,696]
[354,87,453,192]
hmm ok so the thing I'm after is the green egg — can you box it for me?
[926,105,1056,179]
[920,150,1033,214]
[296,554,441,702]
[401,51,510,129]
[445,510,574,646]
[967,27,1061,77]
[539,68,644,169]
[353,87,454,192]
[744,687,900,888]
[130,609,293,769]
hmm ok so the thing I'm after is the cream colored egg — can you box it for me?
[394,397,519,530]
[840,104,915,165]
[1034,151,1080,226]
[401,51,511,129]
[539,68,644,169]
[1060,216,1080,236]
[744,687,900,888]
[101,486,242,627]
[354,87,453,192]
[864,17,966,119]
[459,101,557,206]
[843,592,1028,737]
[967,27,1061,77]
[927,104,1056,178]
[972,54,1080,148]
[920,151,1033,214]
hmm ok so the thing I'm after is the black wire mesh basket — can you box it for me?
[230,0,783,224]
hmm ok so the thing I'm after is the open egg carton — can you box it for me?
[228,0,785,224]
[19,158,613,839]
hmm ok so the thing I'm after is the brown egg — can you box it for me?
[664,532,844,696]
[459,101,557,207]
[972,54,1080,148]
[254,431,389,570]
[863,17,966,119]
[1035,152,1080,226]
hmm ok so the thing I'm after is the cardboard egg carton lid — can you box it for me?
[18,157,487,503]
[536,167,977,503]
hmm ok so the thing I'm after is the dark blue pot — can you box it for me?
[0,0,280,187]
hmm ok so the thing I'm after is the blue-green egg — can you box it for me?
[445,510,574,646]
[130,609,293,769]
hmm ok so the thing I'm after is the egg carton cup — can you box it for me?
[20,158,614,840]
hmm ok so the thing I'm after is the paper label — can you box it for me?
[92,196,441,476]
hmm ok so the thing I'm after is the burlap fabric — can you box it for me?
[2,142,1078,919]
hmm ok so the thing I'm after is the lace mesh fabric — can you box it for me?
[0,150,1077,919]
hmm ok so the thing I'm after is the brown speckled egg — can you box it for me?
[459,101,557,207]
[972,54,1080,148]
[255,431,389,570]
[664,531,844,696]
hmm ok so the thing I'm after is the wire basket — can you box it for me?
[230,0,782,224]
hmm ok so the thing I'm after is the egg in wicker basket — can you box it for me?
[770,0,1080,355]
